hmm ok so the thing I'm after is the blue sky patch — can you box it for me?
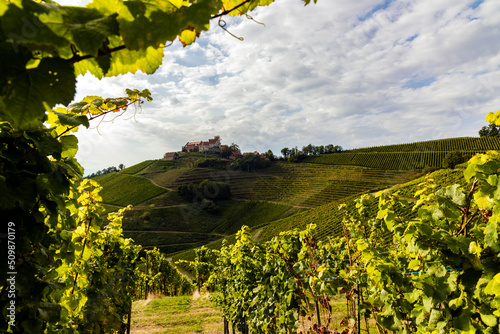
[406,34,418,43]
[358,0,394,22]
[403,76,436,89]
[469,0,484,9]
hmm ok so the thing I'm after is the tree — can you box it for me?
[281,147,290,159]
[0,0,316,332]
[479,123,500,137]
[119,163,125,170]
[221,145,232,158]
[315,145,324,155]
[302,143,315,155]
[264,149,276,161]
[442,150,465,169]
[325,144,334,153]
[229,142,241,153]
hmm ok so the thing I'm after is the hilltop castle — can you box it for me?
[182,136,221,154]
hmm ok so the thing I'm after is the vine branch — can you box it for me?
[211,0,252,19]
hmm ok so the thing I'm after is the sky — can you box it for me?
[58,0,500,175]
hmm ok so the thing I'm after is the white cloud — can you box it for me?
[62,0,500,174]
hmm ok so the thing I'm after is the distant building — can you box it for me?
[182,137,221,154]
[229,151,243,160]
[163,152,179,160]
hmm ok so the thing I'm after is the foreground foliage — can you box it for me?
[1,0,315,331]
[208,150,500,333]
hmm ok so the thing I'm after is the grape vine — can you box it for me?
[2,0,317,331]
[208,147,500,333]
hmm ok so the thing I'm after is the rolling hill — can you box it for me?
[92,137,497,257]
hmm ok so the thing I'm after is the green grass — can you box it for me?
[95,173,167,206]
[131,294,222,334]
[130,293,374,334]
[121,160,157,174]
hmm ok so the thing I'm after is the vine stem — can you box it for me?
[64,1,252,65]
[55,100,138,139]
[458,178,478,236]
[211,0,252,19]
[71,196,94,294]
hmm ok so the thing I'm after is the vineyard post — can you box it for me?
[145,252,149,300]
[127,300,132,334]
[315,299,322,327]
[356,278,360,334]
[223,317,229,334]
[197,252,201,294]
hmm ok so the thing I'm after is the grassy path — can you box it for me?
[130,294,376,333]
[131,294,223,334]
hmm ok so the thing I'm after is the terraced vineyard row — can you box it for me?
[393,169,467,199]
[211,200,300,235]
[257,168,467,242]
[249,163,419,207]
[346,136,500,153]
[142,167,262,198]
[172,168,467,264]
[143,163,419,208]
[303,151,479,169]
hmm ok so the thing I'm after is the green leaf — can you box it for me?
[117,0,218,50]
[0,55,76,130]
[376,313,402,331]
[453,310,473,330]
[436,184,467,206]
[485,273,500,296]
[38,7,119,57]
[428,309,444,329]
[408,259,420,271]
[486,110,500,125]
[1,0,69,56]
[24,131,62,157]
[74,54,111,79]
[464,163,477,183]
[38,302,61,323]
[106,42,164,76]
[54,111,89,128]
[423,296,433,312]
[480,306,498,327]
[60,135,78,159]
[484,219,499,252]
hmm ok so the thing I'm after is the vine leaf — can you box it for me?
[106,41,164,76]
[116,0,216,50]
[60,135,79,159]
[0,55,76,130]
[38,8,119,57]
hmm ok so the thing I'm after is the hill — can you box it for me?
[92,137,498,257]
[303,136,500,169]
[171,168,467,266]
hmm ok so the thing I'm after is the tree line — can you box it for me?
[85,164,125,178]
[281,144,343,161]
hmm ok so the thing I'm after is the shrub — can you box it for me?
[443,150,465,169]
